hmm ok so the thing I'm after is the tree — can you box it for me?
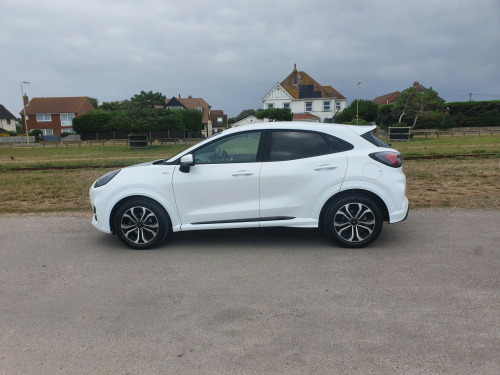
[130,90,166,109]
[394,87,444,129]
[333,99,379,124]
[87,97,99,109]
[255,108,293,122]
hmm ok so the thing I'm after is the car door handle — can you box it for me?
[314,164,338,171]
[232,170,254,177]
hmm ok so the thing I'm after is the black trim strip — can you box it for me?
[192,216,295,225]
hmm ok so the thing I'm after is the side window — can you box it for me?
[269,131,333,162]
[194,132,262,164]
[325,134,354,152]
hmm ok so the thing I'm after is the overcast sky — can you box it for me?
[1,0,499,117]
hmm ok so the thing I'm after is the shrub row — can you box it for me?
[72,108,203,134]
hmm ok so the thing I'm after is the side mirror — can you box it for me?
[179,154,194,173]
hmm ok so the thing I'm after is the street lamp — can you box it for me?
[21,81,30,144]
[356,81,361,125]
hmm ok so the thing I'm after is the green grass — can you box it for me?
[1,135,499,213]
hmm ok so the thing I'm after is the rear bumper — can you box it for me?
[389,196,409,223]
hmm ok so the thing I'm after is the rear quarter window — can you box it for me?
[361,132,391,148]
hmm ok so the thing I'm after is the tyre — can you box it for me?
[114,198,170,250]
[324,195,383,248]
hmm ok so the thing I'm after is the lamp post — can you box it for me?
[21,81,30,144]
[356,81,361,125]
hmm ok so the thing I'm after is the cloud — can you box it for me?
[1,0,499,117]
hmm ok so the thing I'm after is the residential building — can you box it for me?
[373,91,400,106]
[210,110,228,134]
[22,96,94,135]
[373,81,444,105]
[231,115,263,127]
[0,104,16,133]
[165,95,212,137]
[262,64,347,122]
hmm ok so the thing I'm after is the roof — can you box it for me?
[373,91,400,105]
[280,65,346,100]
[24,97,94,115]
[292,113,320,121]
[0,104,16,119]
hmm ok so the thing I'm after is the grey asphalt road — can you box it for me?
[0,209,499,375]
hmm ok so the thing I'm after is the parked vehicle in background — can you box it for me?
[90,122,409,249]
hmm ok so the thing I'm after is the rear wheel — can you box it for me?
[114,198,170,250]
[324,195,383,248]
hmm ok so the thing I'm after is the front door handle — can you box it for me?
[232,170,254,177]
[314,164,338,171]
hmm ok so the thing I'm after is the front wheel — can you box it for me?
[114,198,170,250]
[324,196,383,248]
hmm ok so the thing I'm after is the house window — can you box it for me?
[305,102,313,112]
[323,101,331,111]
[217,117,223,123]
[195,107,203,112]
[42,129,53,136]
[61,113,75,126]
[36,114,51,122]
[283,103,290,109]
[6,119,11,124]
[336,102,341,110]
[267,103,274,109]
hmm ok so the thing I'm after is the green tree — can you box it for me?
[333,99,379,124]
[87,97,99,109]
[255,108,293,122]
[394,87,444,129]
[130,90,166,109]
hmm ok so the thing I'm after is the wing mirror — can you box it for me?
[179,154,194,173]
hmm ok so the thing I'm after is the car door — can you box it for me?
[259,130,348,222]
[172,131,263,229]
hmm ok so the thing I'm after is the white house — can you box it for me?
[262,65,347,122]
[231,115,264,127]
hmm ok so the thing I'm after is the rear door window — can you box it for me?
[268,131,333,162]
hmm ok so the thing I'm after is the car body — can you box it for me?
[90,122,409,249]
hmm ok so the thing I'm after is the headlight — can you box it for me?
[94,169,121,188]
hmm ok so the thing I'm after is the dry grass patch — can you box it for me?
[404,158,500,209]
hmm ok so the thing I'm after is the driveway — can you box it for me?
[0,209,499,374]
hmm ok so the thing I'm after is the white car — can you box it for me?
[90,122,409,249]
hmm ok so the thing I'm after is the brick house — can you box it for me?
[22,96,95,135]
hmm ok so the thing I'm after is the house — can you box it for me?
[231,115,263,127]
[262,64,347,122]
[210,109,228,134]
[373,81,445,105]
[165,95,212,137]
[22,96,95,135]
[373,91,400,106]
[0,104,17,133]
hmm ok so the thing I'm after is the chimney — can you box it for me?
[413,81,419,87]
[293,63,297,72]
[23,94,29,106]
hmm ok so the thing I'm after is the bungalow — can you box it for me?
[373,81,444,105]
[22,96,94,135]
[262,64,347,122]
[0,104,17,133]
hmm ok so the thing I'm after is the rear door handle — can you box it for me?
[314,164,338,171]
[232,170,254,177]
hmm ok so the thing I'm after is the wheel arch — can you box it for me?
[109,195,173,234]
[319,189,389,228]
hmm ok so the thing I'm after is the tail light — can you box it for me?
[369,151,403,168]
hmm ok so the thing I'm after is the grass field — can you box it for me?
[0,135,499,213]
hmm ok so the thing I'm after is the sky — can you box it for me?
[1,0,499,118]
